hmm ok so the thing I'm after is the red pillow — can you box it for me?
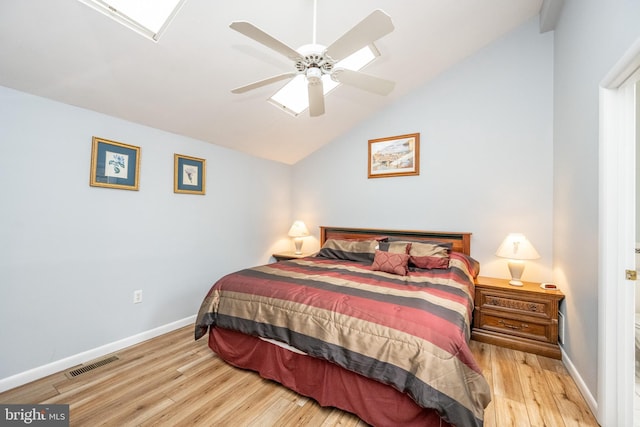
[408,242,451,269]
[412,255,450,269]
[371,250,410,276]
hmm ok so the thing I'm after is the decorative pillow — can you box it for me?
[378,241,412,254]
[407,241,451,269]
[388,240,452,268]
[387,238,453,250]
[317,239,380,263]
[371,250,410,276]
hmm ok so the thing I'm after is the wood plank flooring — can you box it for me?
[0,325,599,426]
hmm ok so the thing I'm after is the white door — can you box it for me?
[634,80,640,427]
[599,39,640,427]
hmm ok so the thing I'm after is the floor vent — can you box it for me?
[65,355,119,378]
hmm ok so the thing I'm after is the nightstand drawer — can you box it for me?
[476,313,551,343]
[476,288,554,320]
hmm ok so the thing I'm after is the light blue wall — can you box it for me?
[0,86,291,379]
[5,2,637,406]
[293,17,554,283]
[553,0,640,399]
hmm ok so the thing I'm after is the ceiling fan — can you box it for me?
[229,3,395,117]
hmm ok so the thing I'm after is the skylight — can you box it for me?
[77,0,187,41]
[268,45,380,117]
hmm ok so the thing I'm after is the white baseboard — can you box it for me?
[0,315,196,393]
[561,345,598,419]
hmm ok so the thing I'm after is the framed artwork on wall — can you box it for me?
[368,133,420,178]
[89,136,140,190]
[174,154,206,195]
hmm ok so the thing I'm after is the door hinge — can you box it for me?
[626,269,637,280]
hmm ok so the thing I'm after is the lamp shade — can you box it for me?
[495,233,540,260]
[288,221,310,238]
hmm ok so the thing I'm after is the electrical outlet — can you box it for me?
[133,290,143,304]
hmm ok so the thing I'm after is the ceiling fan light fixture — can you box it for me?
[268,45,379,117]
[306,67,322,83]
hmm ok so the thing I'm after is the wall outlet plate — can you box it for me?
[133,290,142,304]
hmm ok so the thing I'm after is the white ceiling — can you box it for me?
[0,0,545,164]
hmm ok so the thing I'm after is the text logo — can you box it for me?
[1,405,69,426]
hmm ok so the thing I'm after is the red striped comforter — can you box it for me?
[195,253,491,426]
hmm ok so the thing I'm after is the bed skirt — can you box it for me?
[208,327,452,427]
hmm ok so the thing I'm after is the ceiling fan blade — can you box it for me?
[231,72,296,94]
[308,79,325,117]
[230,21,302,62]
[332,69,395,95]
[324,10,394,62]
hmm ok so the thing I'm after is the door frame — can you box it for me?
[598,37,640,426]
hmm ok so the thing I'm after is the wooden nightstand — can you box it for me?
[472,276,565,359]
[272,251,311,262]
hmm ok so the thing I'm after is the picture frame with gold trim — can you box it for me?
[90,136,140,190]
[174,153,206,195]
[368,133,420,178]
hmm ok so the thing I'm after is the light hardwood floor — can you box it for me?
[0,325,599,426]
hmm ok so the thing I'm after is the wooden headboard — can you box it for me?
[319,226,471,256]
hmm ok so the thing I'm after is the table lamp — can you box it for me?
[495,233,540,286]
[288,221,310,254]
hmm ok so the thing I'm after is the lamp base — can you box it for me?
[293,237,304,255]
[507,260,525,287]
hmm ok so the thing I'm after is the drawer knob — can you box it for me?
[498,319,529,330]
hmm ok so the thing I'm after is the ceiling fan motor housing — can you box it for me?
[295,44,334,78]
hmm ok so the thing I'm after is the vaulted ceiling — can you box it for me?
[0,0,551,164]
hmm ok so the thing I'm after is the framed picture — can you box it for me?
[368,133,420,178]
[90,136,140,190]
[174,154,206,195]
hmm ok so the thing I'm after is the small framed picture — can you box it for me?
[174,154,206,195]
[368,133,420,178]
[90,136,140,190]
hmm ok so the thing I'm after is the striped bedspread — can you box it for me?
[195,253,491,426]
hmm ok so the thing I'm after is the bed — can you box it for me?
[195,226,491,426]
